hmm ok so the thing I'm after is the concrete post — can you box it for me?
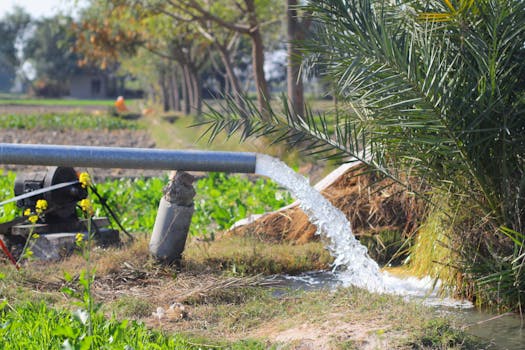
[149,171,196,264]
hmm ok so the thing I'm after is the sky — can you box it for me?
[1,0,86,19]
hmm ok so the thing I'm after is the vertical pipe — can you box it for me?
[150,171,196,264]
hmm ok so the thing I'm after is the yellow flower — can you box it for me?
[35,199,48,214]
[24,249,33,258]
[75,233,84,244]
[24,208,31,216]
[79,198,94,215]
[32,233,40,239]
[79,172,91,188]
[28,215,38,224]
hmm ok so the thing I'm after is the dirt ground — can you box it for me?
[0,128,165,180]
[0,104,107,115]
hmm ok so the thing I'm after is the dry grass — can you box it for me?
[0,234,331,307]
[184,235,333,275]
[0,233,481,349]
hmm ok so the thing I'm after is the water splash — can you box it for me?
[255,154,384,291]
[255,155,472,307]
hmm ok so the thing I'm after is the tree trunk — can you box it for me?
[216,43,244,108]
[160,75,170,112]
[182,64,192,115]
[287,0,305,119]
[167,69,175,110]
[250,31,270,118]
[189,66,202,117]
[180,70,189,114]
[245,0,270,118]
[170,66,180,111]
[224,73,230,95]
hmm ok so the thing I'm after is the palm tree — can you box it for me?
[200,0,525,308]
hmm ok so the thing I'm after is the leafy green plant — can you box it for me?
[410,319,481,350]
[0,301,264,349]
[0,98,117,106]
[0,171,18,222]
[192,172,292,239]
[1,172,291,239]
[0,113,140,130]
[91,176,166,235]
[92,173,292,238]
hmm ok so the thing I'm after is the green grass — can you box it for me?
[0,301,266,349]
[0,113,140,130]
[0,98,118,107]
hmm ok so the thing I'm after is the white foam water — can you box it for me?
[255,155,472,307]
[255,154,384,291]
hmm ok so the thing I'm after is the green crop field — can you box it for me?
[0,97,117,107]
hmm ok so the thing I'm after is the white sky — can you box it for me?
[1,0,86,19]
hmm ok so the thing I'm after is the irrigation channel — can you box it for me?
[256,154,524,349]
[1,144,523,348]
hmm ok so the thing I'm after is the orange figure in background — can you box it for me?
[115,96,128,113]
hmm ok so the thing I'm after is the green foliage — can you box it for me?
[462,226,525,310]
[23,15,80,85]
[0,98,117,106]
[192,172,292,239]
[0,302,262,349]
[2,171,290,239]
[410,319,481,350]
[0,7,31,91]
[91,173,292,238]
[0,171,17,222]
[92,176,166,235]
[0,113,139,130]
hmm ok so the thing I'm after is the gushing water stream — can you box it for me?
[255,155,385,291]
[255,154,471,306]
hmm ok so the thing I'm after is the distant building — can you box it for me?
[0,68,15,92]
[69,72,118,99]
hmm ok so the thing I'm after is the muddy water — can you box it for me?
[268,271,524,349]
[442,308,524,349]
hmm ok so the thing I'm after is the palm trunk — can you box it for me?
[160,75,170,112]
